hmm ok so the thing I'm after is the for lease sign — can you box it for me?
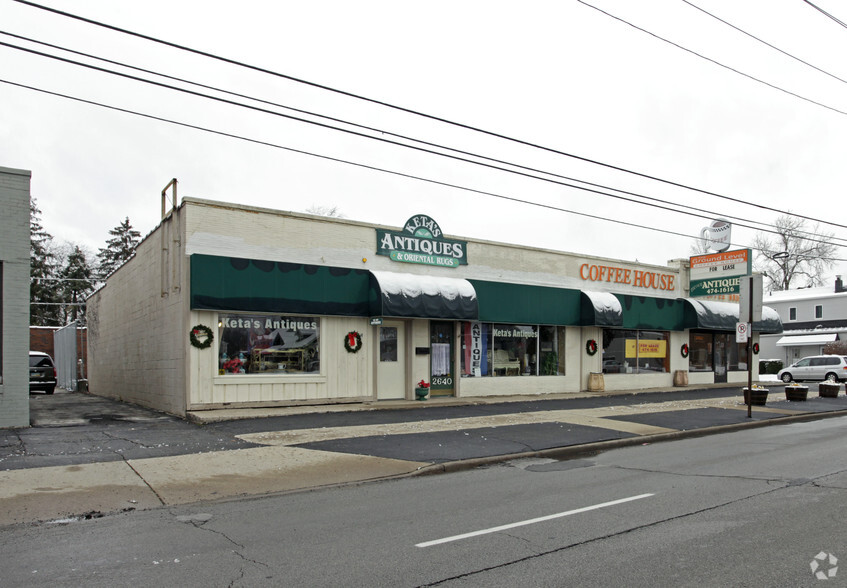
[689,249,751,298]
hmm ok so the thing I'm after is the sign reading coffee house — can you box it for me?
[377,214,468,268]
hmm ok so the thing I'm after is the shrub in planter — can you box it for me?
[819,382,841,398]
[743,387,769,406]
[784,384,808,402]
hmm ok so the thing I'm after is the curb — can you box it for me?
[409,408,847,478]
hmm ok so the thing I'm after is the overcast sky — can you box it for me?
[3,0,847,285]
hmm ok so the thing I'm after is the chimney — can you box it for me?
[837,276,844,293]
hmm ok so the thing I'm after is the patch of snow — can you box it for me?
[370,270,476,301]
[581,290,622,314]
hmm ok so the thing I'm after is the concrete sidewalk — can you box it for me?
[2,383,846,527]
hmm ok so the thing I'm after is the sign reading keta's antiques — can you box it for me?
[376,214,468,268]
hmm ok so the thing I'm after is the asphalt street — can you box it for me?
[2,382,847,527]
[3,416,847,587]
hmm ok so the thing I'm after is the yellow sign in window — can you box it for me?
[626,339,667,358]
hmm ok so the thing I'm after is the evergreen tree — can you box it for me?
[97,217,141,278]
[59,246,95,324]
[30,199,61,326]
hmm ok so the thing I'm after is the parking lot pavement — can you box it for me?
[0,390,261,471]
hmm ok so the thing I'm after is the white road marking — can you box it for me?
[415,493,655,548]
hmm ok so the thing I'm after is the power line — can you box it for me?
[578,0,847,117]
[4,77,847,263]
[3,35,846,247]
[803,0,847,29]
[681,0,847,86]
[10,0,847,233]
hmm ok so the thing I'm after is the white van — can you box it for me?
[778,355,847,383]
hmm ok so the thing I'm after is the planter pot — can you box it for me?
[819,382,841,398]
[784,386,808,402]
[415,387,429,401]
[743,388,769,406]
[588,372,605,392]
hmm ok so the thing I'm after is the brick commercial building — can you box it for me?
[87,197,782,418]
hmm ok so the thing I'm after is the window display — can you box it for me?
[689,332,713,372]
[461,323,564,377]
[689,331,748,373]
[218,314,320,375]
[602,329,669,374]
[539,326,567,376]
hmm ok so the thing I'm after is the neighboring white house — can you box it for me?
[758,278,847,365]
[0,166,31,428]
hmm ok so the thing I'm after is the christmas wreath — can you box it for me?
[586,339,598,356]
[753,342,760,355]
[681,343,689,358]
[344,331,363,353]
[190,324,214,349]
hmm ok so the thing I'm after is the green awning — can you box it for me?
[580,290,623,327]
[615,294,686,331]
[682,299,783,334]
[468,280,583,325]
[369,271,478,320]
[190,254,372,316]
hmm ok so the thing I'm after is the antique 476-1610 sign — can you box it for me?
[376,215,468,268]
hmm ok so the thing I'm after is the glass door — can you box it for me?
[377,322,406,399]
[713,333,729,383]
[430,321,454,397]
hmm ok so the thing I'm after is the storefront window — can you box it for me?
[602,329,637,374]
[690,331,749,373]
[689,332,713,372]
[380,327,398,362]
[602,329,669,374]
[217,314,320,375]
[639,331,670,373]
[492,324,537,376]
[539,326,566,375]
[461,323,563,377]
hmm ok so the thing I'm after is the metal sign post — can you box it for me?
[747,287,753,418]
[739,275,762,418]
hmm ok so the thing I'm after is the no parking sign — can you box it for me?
[736,322,749,343]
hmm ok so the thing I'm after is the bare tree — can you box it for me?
[305,205,344,218]
[823,340,847,356]
[752,215,836,292]
[689,235,710,256]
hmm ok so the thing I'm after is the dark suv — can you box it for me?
[29,351,57,394]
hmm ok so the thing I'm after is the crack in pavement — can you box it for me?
[608,464,784,484]
[115,454,166,506]
[101,431,156,449]
[609,463,847,487]
[175,517,270,585]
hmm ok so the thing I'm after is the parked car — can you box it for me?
[29,351,56,394]
[777,355,847,383]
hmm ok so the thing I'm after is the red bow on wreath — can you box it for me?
[345,331,363,353]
